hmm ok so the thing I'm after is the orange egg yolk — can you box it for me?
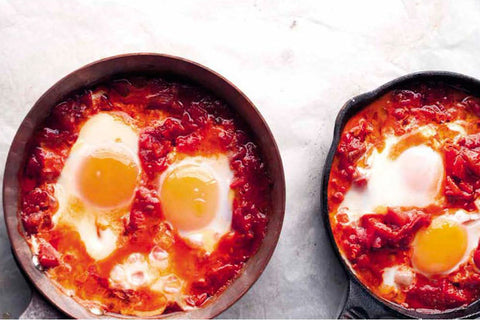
[160,164,218,232]
[77,154,139,208]
[412,219,468,275]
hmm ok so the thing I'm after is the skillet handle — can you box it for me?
[19,289,64,319]
[339,279,403,319]
[11,248,64,319]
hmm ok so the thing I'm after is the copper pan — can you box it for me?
[3,53,286,318]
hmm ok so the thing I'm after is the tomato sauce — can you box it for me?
[328,83,480,311]
[19,77,271,315]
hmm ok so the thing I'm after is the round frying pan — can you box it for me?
[3,53,286,318]
[322,71,480,319]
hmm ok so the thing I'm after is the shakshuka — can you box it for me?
[19,77,271,316]
[328,83,480,311]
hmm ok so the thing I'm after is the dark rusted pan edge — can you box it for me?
[3,53,286,319]
[321,71,480,319]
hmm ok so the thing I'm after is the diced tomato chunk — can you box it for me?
[38,241,60,269]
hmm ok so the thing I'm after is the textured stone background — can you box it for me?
[2,0,480,317]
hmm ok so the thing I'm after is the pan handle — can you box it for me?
[19,289,64,319]
[11,249,64,319]
[339,279,404,319]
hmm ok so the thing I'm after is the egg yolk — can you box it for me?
[77,154,139,208]
[412,220,468,275]
[160,164,218,232]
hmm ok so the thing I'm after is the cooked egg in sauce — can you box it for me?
[53,113,140,260]
[412,210,480,276]
[159,155,233,252]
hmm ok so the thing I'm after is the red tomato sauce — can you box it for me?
[328,84,480,311]
[19,77,271,315]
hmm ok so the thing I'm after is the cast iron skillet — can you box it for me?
[322,71,480,319]
[3,53,286,318]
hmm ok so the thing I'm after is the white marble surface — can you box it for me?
[2,0,480,317]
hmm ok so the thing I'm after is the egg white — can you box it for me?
[109,249,189,310]
[381,265,414,294]
[446,121,467,136]
[159,154,234,253]
[339,133,444,222]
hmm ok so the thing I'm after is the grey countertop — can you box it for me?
[2,0,480,317]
